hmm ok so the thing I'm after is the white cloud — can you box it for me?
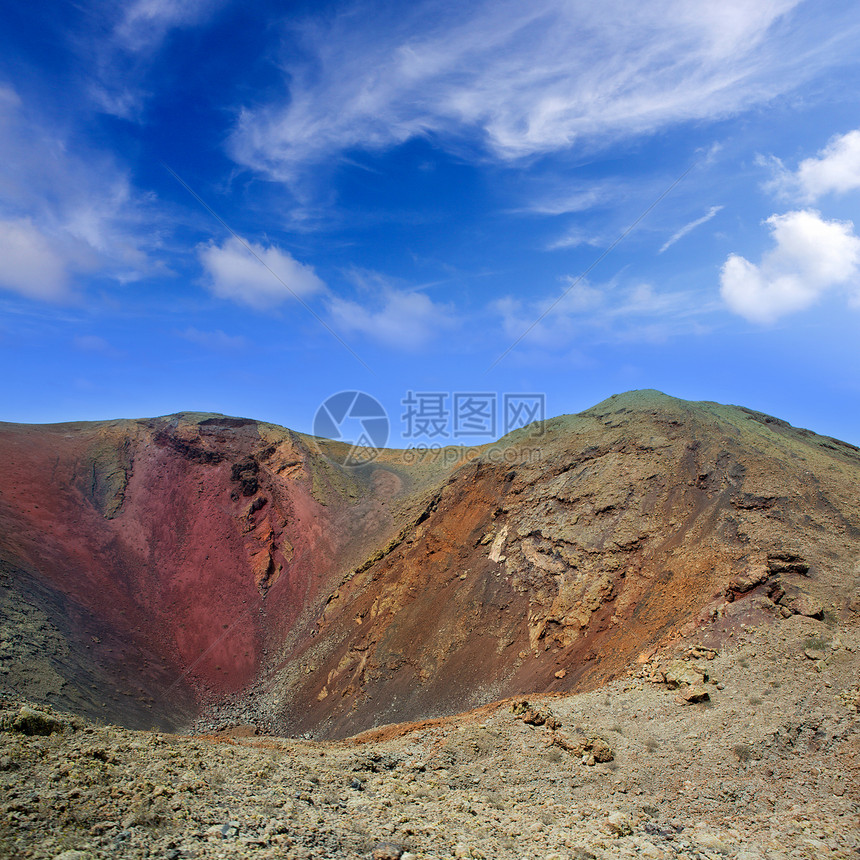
[492,276,711,353]
[328,288,456,350]
[659,205,723,253]
[720,209,860,323]
[229,0,858,182]
[198,237,325,310]
[765,129,860,202]
[0,219,69,300]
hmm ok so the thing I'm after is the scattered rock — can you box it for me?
[522,709,546,726]
[205,821,240,839]
[792,594,824,619]
[511,700,561,729]
[633,838,669,859]
[767,552,809,575]
[768,581,786,604]
[263,818,290,837]
[693,831,730,853]
[605,811,633,836]
[590,736,614,762]
[8,706,66,736]
[553,732,613,762]
[687,646,718,661]
[664,661,707,688]
[728,566,769,596]
[371,842,404,860]
[678,683,710,704]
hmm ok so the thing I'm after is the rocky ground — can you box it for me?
[2,606,858,860]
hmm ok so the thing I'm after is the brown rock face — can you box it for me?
[1,391,859,737]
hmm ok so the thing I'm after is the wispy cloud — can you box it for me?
[327,270,457,350]
[492,275,714,354]
[546,229,605,251]
[524,183,615,249]
[85,0,225,118]
[229,0,858,183]
[522,185,614,217]
[659,205,723,253]
[0,84,160,300]
[198,237,325,310]
[114,0,222,52]
[763,129,860,203]
[720,209,860,323]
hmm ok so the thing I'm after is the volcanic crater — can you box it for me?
[1,390,859,739]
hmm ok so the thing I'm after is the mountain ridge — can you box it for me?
[1,390,858,739]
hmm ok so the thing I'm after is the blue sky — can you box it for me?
[1,0,860,446]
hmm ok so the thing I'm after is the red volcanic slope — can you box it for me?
[0,414,440,729]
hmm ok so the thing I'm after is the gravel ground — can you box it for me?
[1,610,858,860]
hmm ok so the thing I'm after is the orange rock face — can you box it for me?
[1,391,859,737]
